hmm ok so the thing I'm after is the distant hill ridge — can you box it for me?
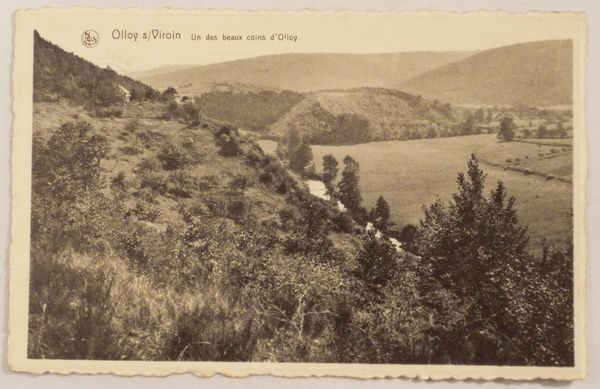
[132,51,474,94]
[134,40,572,107]
[400,40,573,107]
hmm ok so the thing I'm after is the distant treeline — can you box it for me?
[195,90,304,131]
[33,30,160,105]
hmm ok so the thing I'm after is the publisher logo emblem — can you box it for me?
[81,30,99,48]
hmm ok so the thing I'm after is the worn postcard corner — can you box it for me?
[9,8,587,380]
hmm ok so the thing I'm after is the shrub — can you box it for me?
[259,171,274,185]
[356,231,398,287]
[111,170,127,191]
[167,170,196,198]
[181,136,195,150]
[244,147,264,167]
[157,142,188,170]
[227,197,251,222]
[119,145,142,156]
[132,201,161,222]
[125,119,139,131]
[202,194,228,217]
[229,175,252,191]
[398,224,418,253]
[137,157,160,173]
[332,212,354,233]
[279,206,301,231]
[180,103,200,124]
[276,181,289,194]
[216,133,242,157]
[165,292,257,361]
[134,187,158,204]
[197,175,219,191]
[139,171,167,195]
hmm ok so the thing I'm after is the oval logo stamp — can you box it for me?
[81,29,99,48]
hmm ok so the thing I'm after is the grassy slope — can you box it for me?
[300,135,572,249]
[134,51,473,93]
[33,101,297,228]
[400,40,573,106]
[29,100,376,360]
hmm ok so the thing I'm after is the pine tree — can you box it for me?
[322,154,339,197]
[287,127,301,154]
[372,196,391,231]
[415,154,529,363]
[337,155,362,216]
[289,141,313,174]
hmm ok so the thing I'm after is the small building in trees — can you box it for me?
[117,85,131,103]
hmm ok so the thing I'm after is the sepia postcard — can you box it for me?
[9,8,587,380]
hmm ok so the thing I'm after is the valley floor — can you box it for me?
[260,134,573,250]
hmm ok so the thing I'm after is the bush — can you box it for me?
[181,136,195,150]
[229,175,252,191]
[111,171,127,191]
[139,171,167,195]
[132,201,161,222]
[125,119,139,131]
[119,145,142,156]
[216,133,242,157]
[398,224,418,253]
[227,197,251,222]
[157,142,188,170]
[197,175,219,191]
[259,171,274,185]
[167,170,196,198]
[276,181,289,194]
[165,292,257,361]
[332,212,354,233]
[137,157,161,172]
[279,206,301,231]
[356,231,398,287]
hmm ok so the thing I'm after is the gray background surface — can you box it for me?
[1,0,597,387]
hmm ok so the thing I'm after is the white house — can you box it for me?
[117,85,131,103]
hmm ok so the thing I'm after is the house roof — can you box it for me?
[117,84,130,94]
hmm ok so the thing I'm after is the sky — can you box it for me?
[29,9,585,74]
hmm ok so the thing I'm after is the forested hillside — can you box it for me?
[268,88,460,144]
[33,31,159,105]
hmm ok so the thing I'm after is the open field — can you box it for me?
[477,139,573,179]
[260,134,573,250]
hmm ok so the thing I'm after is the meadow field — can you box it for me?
[260,134,573,250]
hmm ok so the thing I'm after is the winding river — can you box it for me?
[258,139,404,253]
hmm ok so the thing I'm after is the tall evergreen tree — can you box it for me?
[287,127,301,154]
[322,154,339,197]
[415,154,529,364]
[289,141,313,174]
[371,196,391,231]
[338,155,362,216]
